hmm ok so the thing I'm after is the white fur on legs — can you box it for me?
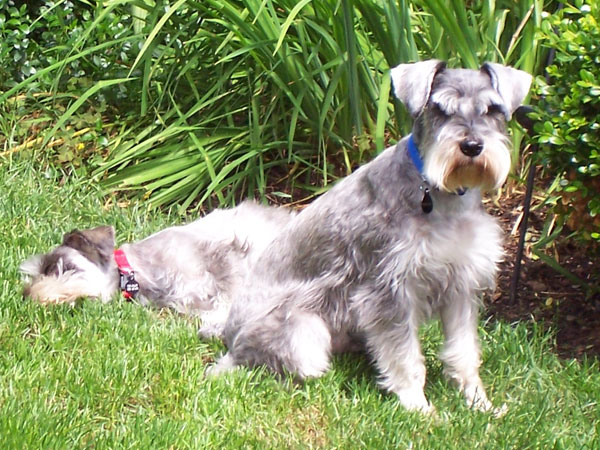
[198,302,232,339]
[367,323,435,414]
[207,311,332,379]
[287,311,332,378]
[439,300,506,415]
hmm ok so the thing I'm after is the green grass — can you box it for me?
[1,159,598,449]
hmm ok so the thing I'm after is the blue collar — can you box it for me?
[406,134,467,198]
[407,134,424,174]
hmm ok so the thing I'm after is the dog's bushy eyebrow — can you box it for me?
[429,101,446,112]
[41,253,64,276]
[38,250,82,276]
[429,89,461,115]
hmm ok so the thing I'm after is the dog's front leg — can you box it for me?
[439,299,502,414]
[365,320,434,414]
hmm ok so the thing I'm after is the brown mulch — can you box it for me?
[485,183,600,360]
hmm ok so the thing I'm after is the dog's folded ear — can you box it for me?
[62,226,116,268]
[390,59,446,117]
[480,63,533,116]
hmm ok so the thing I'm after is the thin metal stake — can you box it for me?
[508,34,558,306]
[508,145,537,306]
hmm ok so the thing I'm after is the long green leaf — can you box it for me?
[272,0,312,55]
[127,0,188,76]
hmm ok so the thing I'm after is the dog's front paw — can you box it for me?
[469,398,508,418]
[396,388,436,415]
[463,383,507,417]
[197,323,224,340]
[491,403,508,418]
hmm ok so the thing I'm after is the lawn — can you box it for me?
[1,159,598,449]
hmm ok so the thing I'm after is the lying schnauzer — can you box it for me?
[20,201,293,337]
[209,60,532,415]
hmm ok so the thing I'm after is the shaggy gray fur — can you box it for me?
[21,201,293,337]
[210,60,532,415]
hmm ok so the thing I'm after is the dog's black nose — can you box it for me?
[459,140,483,157]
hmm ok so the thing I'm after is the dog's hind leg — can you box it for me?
[206,352,239,377]
[208,308,333,379]
[197,302,231,339]
[284,311,332,378]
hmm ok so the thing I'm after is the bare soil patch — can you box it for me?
[486,183,600,359]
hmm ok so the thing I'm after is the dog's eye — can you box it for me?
[43,265,59,276]
[430,103,448,117]
[486,104,504,116]
[42,258,79,276]
[63,263,79,273]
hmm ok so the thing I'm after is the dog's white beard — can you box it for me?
[21,252,115,305]
[24,273,108,305]
[424,132,511,193]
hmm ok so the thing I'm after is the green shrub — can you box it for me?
[533,1,600,246]
[0,0,139,99]
[0,1,141,170]
[91,0,543,211]
[2,0,543,211]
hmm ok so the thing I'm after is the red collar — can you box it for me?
[114,249,140,299]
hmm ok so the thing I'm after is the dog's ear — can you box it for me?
[481,62,532,116]
[62,226,115,268]
[390,60,446,116]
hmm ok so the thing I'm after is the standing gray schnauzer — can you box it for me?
[209,60,532,415]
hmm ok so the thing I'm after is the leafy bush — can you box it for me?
[0,1,141,168]
[2,0,543,211]
[0,0,143,99]
[534,1,600,246]
[96,0,543,211]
